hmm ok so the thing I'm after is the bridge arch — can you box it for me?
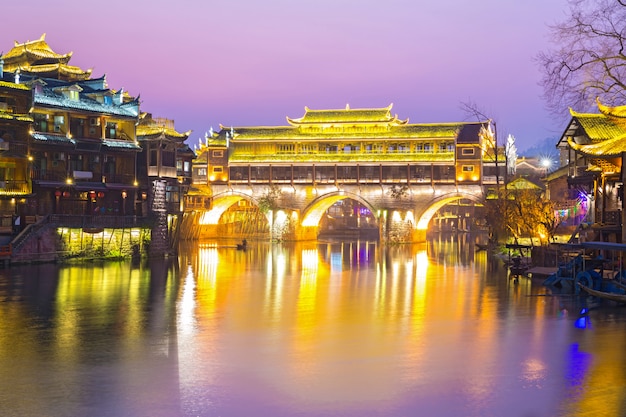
[415,192,484,230]
[198,191,262,225]
[301,191,378,227]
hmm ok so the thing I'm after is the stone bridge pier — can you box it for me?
[186,183,484,243]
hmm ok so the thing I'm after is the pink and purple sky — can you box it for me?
[3,0,569,152]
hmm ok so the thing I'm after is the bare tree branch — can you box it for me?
[537,0,626,121]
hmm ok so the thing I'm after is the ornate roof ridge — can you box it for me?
[286,104,408,125]
[596,98,626,119]
[567,134,626,157]
[4,33,72,62]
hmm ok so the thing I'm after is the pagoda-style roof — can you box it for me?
[136,113,191,141]
[221,122,480,141]
[286,104,408,126]
[565,110,626,143]
[597,98,626,119]
[0,80,30,91]
[567,135,626,158]
[506,177,543,191]
[2,34,91,81]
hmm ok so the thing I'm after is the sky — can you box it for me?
[3,0,570,153]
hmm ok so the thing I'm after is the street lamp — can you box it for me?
[540,158,553,177]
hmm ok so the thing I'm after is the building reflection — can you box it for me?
[3,239,626,415]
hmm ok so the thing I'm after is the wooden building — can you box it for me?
[556,99,626,242]
[1,35,142,218]
[0,60,34,233]
[196,104,494,187]
[136,113,194,216]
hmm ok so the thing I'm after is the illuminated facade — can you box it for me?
[1,36,142,218]
[0,68,33,232]
[196,104,493,186]
[556,99,626,242]
[190,105,493,242]
[136,113,194,215]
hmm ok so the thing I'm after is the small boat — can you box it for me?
[236,239,248,251]
[578,283,626,303]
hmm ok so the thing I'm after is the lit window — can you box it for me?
[463,165,474,172]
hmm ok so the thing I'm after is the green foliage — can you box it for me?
[484,188,558,245]
[258,185,282,213]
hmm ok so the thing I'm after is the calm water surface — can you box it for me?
[1,235,626,417]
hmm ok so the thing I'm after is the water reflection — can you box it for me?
[1,238,626,416]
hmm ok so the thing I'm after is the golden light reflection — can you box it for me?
[178,265,197,335]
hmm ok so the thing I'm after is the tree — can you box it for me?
[537,0,626,117]
[490,188,558,246]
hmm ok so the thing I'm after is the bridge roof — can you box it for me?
[225,122,482,141]
[286,104,407,125]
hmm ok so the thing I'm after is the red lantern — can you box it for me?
[62,191,70,198]
[54,190,61,197]
[89,191,96,199]
[97,192,105,198]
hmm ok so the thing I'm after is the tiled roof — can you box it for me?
[31,132,75,145]
[17,63,92,78]
[225,123,467,141]
[0,80,30,91]
[287,104,406,125]
[567,136,626,157]
[103,139,141,150]
[2,34,71,62]
[571,112,626,142]
[0,113,32,123]
[34,90,138,118]
[136,125,190,140]
[597,99,626,119]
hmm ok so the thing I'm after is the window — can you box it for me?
[213,167,223,173]
[184,161,191,172]
[462,148,475,155]
[198,168,207,176]
[105,122,117,139]
[212,150,224,158]
[463,165,474,172]
[54,115,64,132]
[162,151,175,167]
[424,143,433,152]
[33,113,48,132]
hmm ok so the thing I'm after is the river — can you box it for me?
[0,235,625,417]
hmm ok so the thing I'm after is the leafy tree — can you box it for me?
[487,188,558,245]
[257,185,281,214]
[537,0,626,117]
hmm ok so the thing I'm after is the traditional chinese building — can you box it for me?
[1,36,142,218]
[190,105,495,241]
[556,99,626,242]
[200,104,493,187]
[0,60,33,234]
[136,113,193,214]
[136,114,194,253]
[2,34,91,81]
